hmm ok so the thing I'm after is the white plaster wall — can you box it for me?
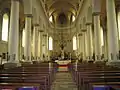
[0,41,8,54]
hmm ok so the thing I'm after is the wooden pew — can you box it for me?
[68,63,120,90]
[0,62,58,90]
[89,82,120,90]
[0,83,40,90]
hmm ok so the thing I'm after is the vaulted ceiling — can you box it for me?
[1,0,120,29]
[43,0,81,26]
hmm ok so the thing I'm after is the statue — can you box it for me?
[61,49,64,60]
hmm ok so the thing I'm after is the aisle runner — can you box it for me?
[58,65,68,71]
[51,65,78,90]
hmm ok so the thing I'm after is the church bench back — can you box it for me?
[68,63,120,90]
[0,63,57,90]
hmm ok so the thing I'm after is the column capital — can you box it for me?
[43,34,47,37]
[39,30,44,32]
[81,29,87,32]
[33,24,40,27]
[92,12,100,16]
[86,22,92,25]
[12,0,20,2]
[24,14,33,18]
[78,33,83,36]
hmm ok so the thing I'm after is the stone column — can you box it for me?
[33,24,39,60]
[106,0,119,65]
[81,33,85,60]
[86,23,93,61]
[78,33,82,60]
[38,31,41,61]
[46,34,49,61]
[19,30,22,61]
[78,34,81,55]
[103,30,108,61]
[40,31,43,61]
[44,34,47,61]
[81,30,87,61]
[7,0,20,66]
[76,34,80,56]
[24,15,32,62]
[23,0,32,63]
[93,15,102,61]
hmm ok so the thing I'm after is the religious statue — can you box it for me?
[61,49,64,60]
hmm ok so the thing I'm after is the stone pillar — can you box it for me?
[44,34,48,61]
[46,34,49,61]
[78,35,81,54]
[24,15,32,62]
[19,30,22,61]
[76,34,80,56]
[80,33,84,60]
[33,24,39,60]
[103,30,108,61]
[42,34,46,61]
[78,33,82,60]
[106,0,119,66]
[81,30,87,61]
[86,23,93,61]
[93,15,102,61]
[7,0,20,66]
[38,31,41,61]
[23,0,32,64]
[39,31,43,61]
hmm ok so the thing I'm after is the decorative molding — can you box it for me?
[13,0,20,2]
[92,12,100,16]
[34,24,40,27]
[81,29,87,32]
[24,14,33,18]
[78,33,82,36]
[86,22,92,25]
[39,30,44,32]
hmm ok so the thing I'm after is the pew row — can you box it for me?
[68,62,120,90]
[0,62,58,90]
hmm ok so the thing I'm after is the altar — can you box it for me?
[55,60,71,71]
[55,60,71,65]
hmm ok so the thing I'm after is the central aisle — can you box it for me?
[51,72,78,90]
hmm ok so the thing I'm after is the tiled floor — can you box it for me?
[51,72,78,90]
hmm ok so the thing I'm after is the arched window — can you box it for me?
[49,36,53,50]
[22,29,25,47]
[2,13,9,41]
[72,15,75,22]
[101,27,104,46]
[73,36,77,50]
[49,16,53,22]
[118,12,120,40]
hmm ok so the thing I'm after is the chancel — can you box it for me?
[0,0,120,90]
